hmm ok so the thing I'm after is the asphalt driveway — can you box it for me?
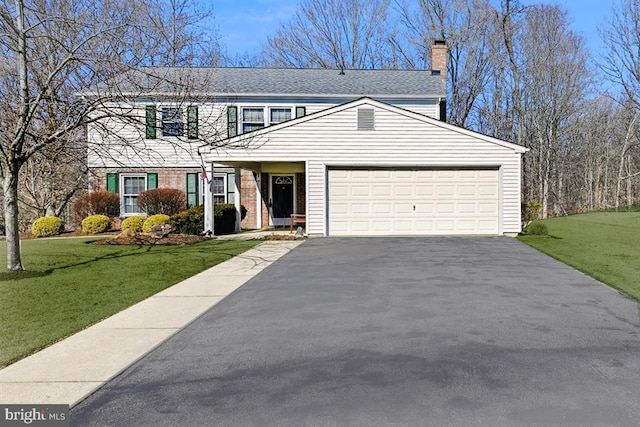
[71,237,640,426]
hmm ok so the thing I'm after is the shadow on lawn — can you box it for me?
[0,240,244,282]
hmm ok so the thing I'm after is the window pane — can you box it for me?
[213,195,225,204]
[123,177,145,194]
[124,196,142,214]
[242,123,265,132]
[270,108,291,124]
[162,107,184,136]
[243,108,263,122]
[212,176,225,195]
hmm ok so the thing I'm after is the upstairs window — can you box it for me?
[270,108,292,124]
[242,108,265,133]
[162,107,184,137]
[239,107,295,134]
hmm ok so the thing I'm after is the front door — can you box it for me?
[270,175,294,226]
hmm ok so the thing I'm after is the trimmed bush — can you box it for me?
[142,214,170,233]
[137,188,186,216]
[524,221,548,236]
[31,216,65,238]
[169,204,248,235]
[170,205,204,235]
[72,191,120,224]
[214,204,248,235]
[121,216,146,232]
[81,214,111,234]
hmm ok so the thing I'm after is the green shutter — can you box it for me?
[227,106,237,138]
[227,172,235,204]
[296,106,306,118]
[106,173,118,193]
[145,105,157,139]
[187,106,198,139]
[147,173,158,190]
[186,173,199,208]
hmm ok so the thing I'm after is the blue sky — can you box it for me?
[208,0,612,60]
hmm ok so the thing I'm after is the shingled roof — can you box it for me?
[99,67,444,99]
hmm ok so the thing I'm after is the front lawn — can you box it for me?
[0,237,261,368]
[518,211,640,301]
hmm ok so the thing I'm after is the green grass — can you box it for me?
[518,211,640,301]
[0,237,261,368]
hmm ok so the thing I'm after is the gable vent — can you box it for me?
[357,108,375,131]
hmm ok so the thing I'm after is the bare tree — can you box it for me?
[601,0,640,208]
[601,0,640,110]
[396,0,494,127]
[0,0,221,271]
[260,0,397,69]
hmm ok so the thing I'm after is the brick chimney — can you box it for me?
[430,39,448,122]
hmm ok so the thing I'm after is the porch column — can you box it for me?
[204,164,214,235]
[256,173,262,229]
[234,168,242,232]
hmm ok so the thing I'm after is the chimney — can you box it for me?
[430,39,448,122]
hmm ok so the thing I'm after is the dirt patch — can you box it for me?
[92,233,210,245]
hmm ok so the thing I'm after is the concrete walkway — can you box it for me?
[0,240,302,406]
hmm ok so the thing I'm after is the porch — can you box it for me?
[203,161,306,235]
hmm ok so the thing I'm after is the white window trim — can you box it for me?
[212,173,227,204]
[239,105,294,134]
[120,174,147,217]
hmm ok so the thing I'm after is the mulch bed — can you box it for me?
[92,233,210,245]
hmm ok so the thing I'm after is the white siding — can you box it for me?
[87,99,439,169]
[209,100,524,235]
[87,103,225,168]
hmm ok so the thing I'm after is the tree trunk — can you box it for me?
[4,173,24,271]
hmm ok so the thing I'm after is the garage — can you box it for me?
[328,168,500,236]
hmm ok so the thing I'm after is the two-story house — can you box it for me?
[87,41,527,236]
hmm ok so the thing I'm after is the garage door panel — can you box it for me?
[436,185,456,197]
[328,169,499,236]
[393,220,413,232]
[394,203,413,214]
[436,203,455,214]
[458,202,477,214]
[478,202,498,214]
[351,203,370,214]
[395,185,413,197]
[414,202,435,213]
[415,185,434,196]
[373,185,392,197]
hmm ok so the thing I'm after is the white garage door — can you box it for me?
[328,168,500,236]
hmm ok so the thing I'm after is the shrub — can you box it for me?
[81,214,111,234]
[214,204,247,235]
[142,214,170,233]
[522,200,543,224]
[137,188,186,216]
[169,204,248,235]
[170,205,204,235]
[72,191,120,223]
[524,221,548,236]
[31,216,65,238]
[121,216,146,232]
